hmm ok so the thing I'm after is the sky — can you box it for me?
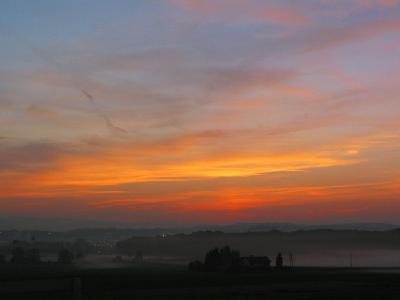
[1,0,400,226]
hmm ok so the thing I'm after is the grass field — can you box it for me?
[1,264,400,299]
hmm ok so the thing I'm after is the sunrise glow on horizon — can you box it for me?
[1,0,400,225]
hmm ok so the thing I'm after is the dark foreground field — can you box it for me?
[1,265,400,299]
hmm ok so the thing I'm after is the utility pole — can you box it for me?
[289,253,294,267]
[350,252,353,268]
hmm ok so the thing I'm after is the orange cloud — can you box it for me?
[4,176,398,224]
[0,127,363,200]
[2,0,400,226]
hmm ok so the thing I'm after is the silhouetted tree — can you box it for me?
[188,260,204,271]
[113,255,123,263]
[220,245,240,267]
[58,249,74,264]
[11,247,25,264]
[275,252,283,268]
[26,248,41,264]
[203,246,242,271]
[220,246,232,265]
[135,251,143,263]
[204,248,222,271]
[75,252,84,260]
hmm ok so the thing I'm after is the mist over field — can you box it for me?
[3,223,400,267]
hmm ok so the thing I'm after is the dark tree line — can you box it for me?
[189,246,241,272]
[189,246,285,272]
[0,247,76,265]
[10,247,41,264]
[0,238,94,265]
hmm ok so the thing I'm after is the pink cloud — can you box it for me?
[170,0,310,26]
[302,18,400,52]
[251,5,310,26]
[359,0,399,7]
[170,0,223,14]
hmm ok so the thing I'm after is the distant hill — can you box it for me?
[1,215,398,232]
[203,222,400,232]
[0,217,399,242]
